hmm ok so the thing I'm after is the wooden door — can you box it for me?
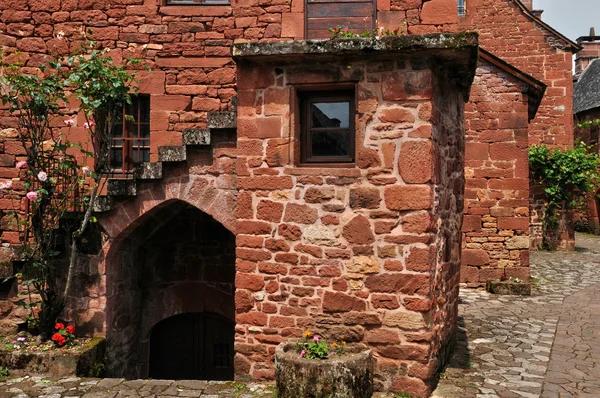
[305,0,376,39]
[149,313,234,380]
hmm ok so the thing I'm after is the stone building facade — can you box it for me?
[459,0,580,250]
[0,0,579,395]
[461,49,545,286]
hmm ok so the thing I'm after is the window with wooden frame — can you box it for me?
[164,0,230,5]
[299,90,355,164]
[110,95,150,174]
[457,0,465,15]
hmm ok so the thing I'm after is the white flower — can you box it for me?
[37,171,48,182]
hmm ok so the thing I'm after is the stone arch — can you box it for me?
[103,198,236,379]
[98,176,237,242]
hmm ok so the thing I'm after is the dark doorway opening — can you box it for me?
[105,199,236,379]
[149,312,234,380]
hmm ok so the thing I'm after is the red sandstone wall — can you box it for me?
[233,53,465,396]
[461,60,531,286]
[460,0,576,248]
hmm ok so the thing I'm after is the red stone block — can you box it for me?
[237,220,272,235]
[399,141,433,184]
[462,249,490,266]
[322,291,367,312]
[236,311,268,326]
[283,203,318,224]
[382,70,432,101]
[256,200,284,223]
[150,95,191,111]
[406,247,433,272]
[385,185,433,211]
[498,217,529,231]
[462,215,482,232]
[342,215,375,245]
[236,274,265,292]
[238,176,294,190]
[365,273,430,295]
[238,116,282,139]
[371,294,400,309]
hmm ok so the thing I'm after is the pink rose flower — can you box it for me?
[300,350,306,358]
[313,335,320,342]
[26,191,38,201]
[83,121,96,128]
[37,171,48,182]
[64,119,75,127]
[16,161,27,169]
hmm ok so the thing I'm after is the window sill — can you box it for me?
[284,166,360,176]
[159,5,232,17]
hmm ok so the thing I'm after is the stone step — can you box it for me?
[107,179,137,197]
[134,162,163,180]
[158,146,186,162]
[208,111,236,129]
[92,196,112,212]
[183,128,210,145]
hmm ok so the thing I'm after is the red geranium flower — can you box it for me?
[51,333,61,341]
[55,323,65,330]
[65,325,75,334]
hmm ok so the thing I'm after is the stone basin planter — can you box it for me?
[0,337,105,376]
[275,342,373,398]
[486,279,531,296]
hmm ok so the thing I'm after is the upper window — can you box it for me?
[110,96,150,173]
[457,0,465,15]
[299,91,355,164]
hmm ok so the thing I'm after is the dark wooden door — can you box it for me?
[305,0,376,39]
[149,313,234,380]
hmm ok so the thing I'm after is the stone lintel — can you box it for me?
[232,33,479,96]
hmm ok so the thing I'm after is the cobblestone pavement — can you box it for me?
[0,234,599,398]
[433,233,600,398]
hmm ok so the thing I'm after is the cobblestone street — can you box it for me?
[433,233,600,398]
[0,233,599,398]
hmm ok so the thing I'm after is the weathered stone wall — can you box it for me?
[461,60,531,286]
[232,42,473,395]
[459,0,577,249]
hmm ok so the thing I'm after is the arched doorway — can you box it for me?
[105,199,236,379]
[149,312,234,380]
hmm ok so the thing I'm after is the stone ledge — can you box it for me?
[0,337,105,377]
[232,33,479,95]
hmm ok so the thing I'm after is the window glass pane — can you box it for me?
[311,130,350,157]
[140,124,150,138]
[140,97,150,123]
[110,148,122,169]
[112,124,123,138]
[142,148,150,162]
[312,102,350,128]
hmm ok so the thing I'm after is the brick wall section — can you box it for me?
[233,48,470,396]
[459,0,577,248]
[461,60,531,286]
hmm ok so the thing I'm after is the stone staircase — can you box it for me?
[94,110,236,212]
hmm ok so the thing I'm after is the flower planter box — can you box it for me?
[275,342,373,398]
[486,279,531,296]
[0,337,105,376]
